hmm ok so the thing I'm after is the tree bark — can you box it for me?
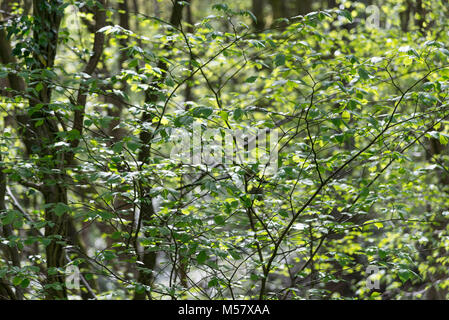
[133,0,187,300]
[296,0,312,15]
[0,153,21,300]
[269,0,286,21]
[399,0,412,32]
[252,0,265,32]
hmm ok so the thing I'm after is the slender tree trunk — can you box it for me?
[184,0,194,105]
[133,0,187,300]
[252,0,265,32]
[400,0,412,32]
[0,5,23,300]
[296,0,312,15]
[1,0,104,300]
[105,0,129,141]
[414,0,426,31]
[0,153,21,300]
[29,0,67,299]
[269,0,285,21]
[327,0,337,8]
[0,279,16,300]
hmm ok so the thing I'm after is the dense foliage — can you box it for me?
[1,0,449,300]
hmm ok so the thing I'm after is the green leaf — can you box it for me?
[13,276,23,286]
[233,108,244,121]
[126,140,141,152]
[219,110,229,121]
[128,58,139,68]
[103,250,117,261]
[398,269,411,283]
[20,278,30,288]
[41,238,52,247]
[274,53,286,67]
[373,222,383,229]
[54,203,70,216]
[245,76,258,83]
[2,211,16,225]
[112,141,123,153]
[35,119,44,127]
[135,284,145,294]
[66,129,81,141]
[339,9,353,22]
[214,215,225,225]
[358,67,370,80]
[192,106,213,119]
[174,115,193,127]
[208,278,219,287]
[197,250,208,264]
[35,82,44,92]
[342,111,351,121]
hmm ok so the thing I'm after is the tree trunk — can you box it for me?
[296,0,312,15]
[0,153,21,299]
[252,0,265,32]
[133,0,187,300]
[269,0,285,21]
[400,0,412,32]
[414,0,426,31]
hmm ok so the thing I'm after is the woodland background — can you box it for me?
[1,0,449,300]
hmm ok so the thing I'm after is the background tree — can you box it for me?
[1,0,449,300]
